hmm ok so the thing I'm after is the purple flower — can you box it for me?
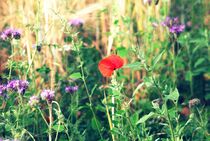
[40,89,55,102]
[68,18,84,27]
[65,86,78,93]
[7,80,29,94]
[0,33,7,40]
[0,28,21,40]
[13,30,21,39]
[169,24,185,33]
[3,28,13,37]
[161,17,185,34]
[28,95,39,106]
[0,84,7,99]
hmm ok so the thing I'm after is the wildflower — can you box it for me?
[0,84,7,99]
[65,86,78,93]
[28,95,39,107]
[189,98,200,108]
[98,54,124,77]
[161,17,185,34]
[0,28,21,40]
[181,106,190,117]
[13,30,21,39]
[68,18,84,27]
[40,89,55,103]
[7,80,29,95]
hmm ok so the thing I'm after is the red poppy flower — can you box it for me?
[98,54,124,77]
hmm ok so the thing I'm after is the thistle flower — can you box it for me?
[68,18,84,27]
[189,98,200,108]
[40,89,55,103]
[65,86,78,93]
[7,80,29,95]
[28,95,39,107]
[161,17,185,34]
[0,28,21,40]
[0,84,7,99]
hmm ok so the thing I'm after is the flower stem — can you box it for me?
[79,60,103,140]
[48,102,53,141]
[103,91,115,141]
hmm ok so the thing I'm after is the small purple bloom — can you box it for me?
[161,16,171,27]
[41,89,55,102]
[4,28,13,37]
[161,17,185,34]
[68,18,84,27]
[0,28,21,40]
[65,86,78,93]
[13,30,21,39]
[28,95,39,106]
[0,84,7,99]
[0,33,7,40]
[169,24,185,33]
[7,80,29,95]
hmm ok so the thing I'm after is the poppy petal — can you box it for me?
[107,55,124,69]
[98,59,115,77]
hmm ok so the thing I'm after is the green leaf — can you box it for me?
[52,125,65,132]
[117,47,128,57]
[116,110,126,117]
[123,62,142,70]
[132,82,144,97]
[91,118,101,130]
[194,58,205,68]
[130,112,139,125]
[166,88,179,105]
[111,127,121,135]
[69,72,82,79]
[185,71,192,81]
[52,125,64,133]
[152,50,165,68]
[136,112,155,125]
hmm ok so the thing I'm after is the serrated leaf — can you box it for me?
[136,112,155,125]
[69,72,82,79]
[166,88,179,105]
